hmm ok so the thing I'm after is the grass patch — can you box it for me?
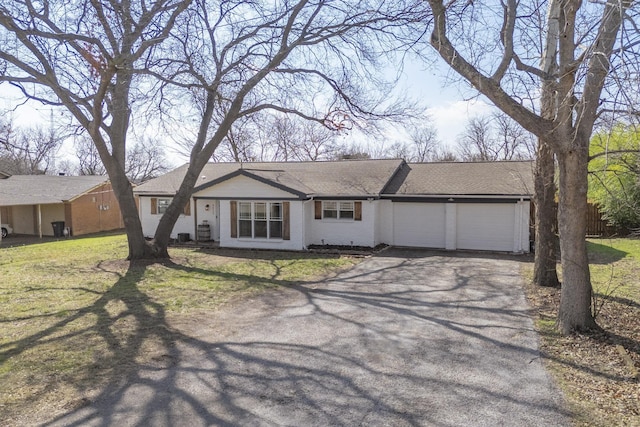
[0,234,358,423]
[523,238,640,427]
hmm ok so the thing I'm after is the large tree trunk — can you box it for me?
[533,140,560,287]
[556,147,597,334]
[104,159,161,260]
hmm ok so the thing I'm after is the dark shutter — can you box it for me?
[314,200,322,219]
[354,201,362,221]
[151,198,157,214]
[283,202,290,240]
[230,201,237,238]
[183,200,191,216]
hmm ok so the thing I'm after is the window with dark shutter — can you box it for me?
[151,198,158,214]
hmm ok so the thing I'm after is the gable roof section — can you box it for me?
[134,159,405,198]
[383,161,534,197]
[194,169,311,198]
[0,175,109,206]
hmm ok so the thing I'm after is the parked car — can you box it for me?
[1,224,13,238]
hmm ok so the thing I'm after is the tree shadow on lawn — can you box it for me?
[586,240,629,264]
[4,253,590,425]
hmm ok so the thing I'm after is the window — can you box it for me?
[323,201,354,219]
[338,201,354,219]
[157,199,171,214]
[238,202,252,238]
[151,198,191,216]
[323,201,338,219]
[237,201,283,239]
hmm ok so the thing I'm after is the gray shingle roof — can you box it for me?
[134,159,405,197]
[133,159,534,199]
[0,175,109,206]
[384,161,534,196]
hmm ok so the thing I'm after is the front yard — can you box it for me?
[2,234,638,425]
[0,234,358,423]
[525,238,640,427]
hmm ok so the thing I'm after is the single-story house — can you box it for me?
[134,159,533,253]
[0,173,124,237]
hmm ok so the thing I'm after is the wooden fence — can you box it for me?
[530,202,615,238]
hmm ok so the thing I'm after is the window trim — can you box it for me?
[150,197,191,216]
[320,200,360,221]
[236,201,284,240]
[156,198,171,215]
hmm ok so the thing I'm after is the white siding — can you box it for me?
[196,175,298,199]
[138,196,194,239]
[376,200,393,246]
[456,203,516,252]
[392,202,446,248]
[307,200,376,247]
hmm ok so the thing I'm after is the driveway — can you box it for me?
[48,249,569,426]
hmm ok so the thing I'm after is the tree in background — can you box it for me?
[211,113,340,162]
[456,113,534,161]
[75,135,170,183]
[589,125,640,229]
[422,0,639,333]
[0,115,63,174]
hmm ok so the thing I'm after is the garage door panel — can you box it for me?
[393,203,446,248]
[456,204,515,251]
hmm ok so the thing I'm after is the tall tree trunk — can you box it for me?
[557,147,597,333]
[533,140,560,287]
[533,0,560,288]
[102,157,159,260]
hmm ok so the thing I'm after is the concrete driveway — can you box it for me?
[48,249,569,426]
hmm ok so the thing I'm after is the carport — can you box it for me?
[0,174,124,238]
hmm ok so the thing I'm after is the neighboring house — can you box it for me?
[0,173,124,237]
[134,159,534,253]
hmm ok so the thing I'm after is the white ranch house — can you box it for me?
[134,159,533,253]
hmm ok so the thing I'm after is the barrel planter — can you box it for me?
[197,223,211,241]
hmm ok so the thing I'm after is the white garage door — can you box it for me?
[456,203,515,251]
[393,202,446,248]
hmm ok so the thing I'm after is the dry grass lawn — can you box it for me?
[0,233,359,424]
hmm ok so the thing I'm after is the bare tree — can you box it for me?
[126,137,170,183]
[75,135,169,182]
[457,116,496,161]
[457,113,534,161]
[0,0,192,259]
[423,0,639,333]
[408,122,440,162]
[143,0,423,256]
[75,136,106,176]
[0,116,62,174]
